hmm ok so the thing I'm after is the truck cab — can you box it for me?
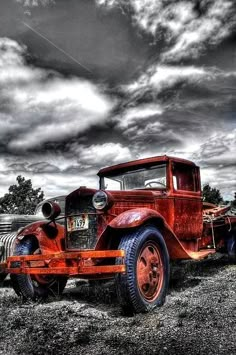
[98,155,203,242]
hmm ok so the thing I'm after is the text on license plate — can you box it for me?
[67,215,89,231]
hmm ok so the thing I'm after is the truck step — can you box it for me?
[187,249,215,260]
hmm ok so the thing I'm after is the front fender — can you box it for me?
[109,208,165,229]
[104,208,201,260]
[16,220,65,254]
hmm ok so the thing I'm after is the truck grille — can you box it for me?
[66,195,97,250]
[0,223,12,234]
[0,219,37,235]
[0,233,16,262]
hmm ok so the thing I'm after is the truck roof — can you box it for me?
[98,155,196,176]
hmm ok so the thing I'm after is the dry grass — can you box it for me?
[0,254,235,355]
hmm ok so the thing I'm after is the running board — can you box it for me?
[186,249,215,260]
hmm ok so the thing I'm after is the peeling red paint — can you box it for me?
[2,155,236,277]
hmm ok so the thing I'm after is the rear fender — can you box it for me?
[98,208,195,260]
[15,221,65,254]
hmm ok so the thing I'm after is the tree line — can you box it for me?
[0,176,44,215]
[0,176,235,215]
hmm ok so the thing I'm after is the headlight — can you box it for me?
[92,191,108,210]
[42,201,61,220]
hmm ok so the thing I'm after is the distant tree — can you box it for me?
[202,183,223,205]
[0,176,44,214]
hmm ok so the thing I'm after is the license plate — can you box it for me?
[67,214,89,232]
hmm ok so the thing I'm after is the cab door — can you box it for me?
[171,162,203,240]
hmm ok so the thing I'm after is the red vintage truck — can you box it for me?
[1,155,235,313]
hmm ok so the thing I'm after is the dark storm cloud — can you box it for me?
[2,0,153,83]
[97,0,236,62]
[116,66,236,136]
[0,0,235,200]
[109,58,236,200]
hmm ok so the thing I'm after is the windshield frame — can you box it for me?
[99,163,168,191]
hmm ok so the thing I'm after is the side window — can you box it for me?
[172,163,198,192]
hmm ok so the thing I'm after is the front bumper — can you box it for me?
[1,250,125,277]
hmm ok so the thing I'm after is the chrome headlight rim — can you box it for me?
[42,201,61,220]
[92,191,108,210]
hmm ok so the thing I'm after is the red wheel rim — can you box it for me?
[137,241,164,302]
[32,248,54,285]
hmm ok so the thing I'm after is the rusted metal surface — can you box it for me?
[6,265,125,276]
[108,208,164,229]
[66,193,97,250]
[0,196,66,268]
[137,241,164,301]
[203,205,231,218]
[5,250,125,276]
[174,197,203,240]
[2,155,236,281]
[98,155,196,176]
[16,221,66,255]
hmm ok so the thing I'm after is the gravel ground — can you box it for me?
[0,254,235,355]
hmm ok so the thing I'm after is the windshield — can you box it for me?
[100,164,167,191]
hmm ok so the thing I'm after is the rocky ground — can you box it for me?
[0,254,235,355]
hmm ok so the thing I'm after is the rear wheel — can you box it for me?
[227,233,236,263]
[10,238,67,299]
[0,274,7,283]
[115,225,169,314]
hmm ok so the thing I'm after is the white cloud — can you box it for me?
[0,142,134,198]
[149,65,211,90]
[200,166,236,202]
[16,0,55,7]
[0,38,114,151]
[192,130,236,200]
[72,142,133,167]
[194,130,236,165]
[0,130,235,200]
[0,169,98,200]
[134,129,236,201]
[116,103,163,128]
[125,64,213,96]
[32,173,99,198]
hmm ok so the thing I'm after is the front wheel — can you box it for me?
[115,225,169,314]
[10,238,67,299]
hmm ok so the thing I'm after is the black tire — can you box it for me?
[10,238,67,299]
[227,233,236,263]
[0,273,7,283]
[115,225,169,314]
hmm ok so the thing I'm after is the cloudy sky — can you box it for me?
[0,0,235,200]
